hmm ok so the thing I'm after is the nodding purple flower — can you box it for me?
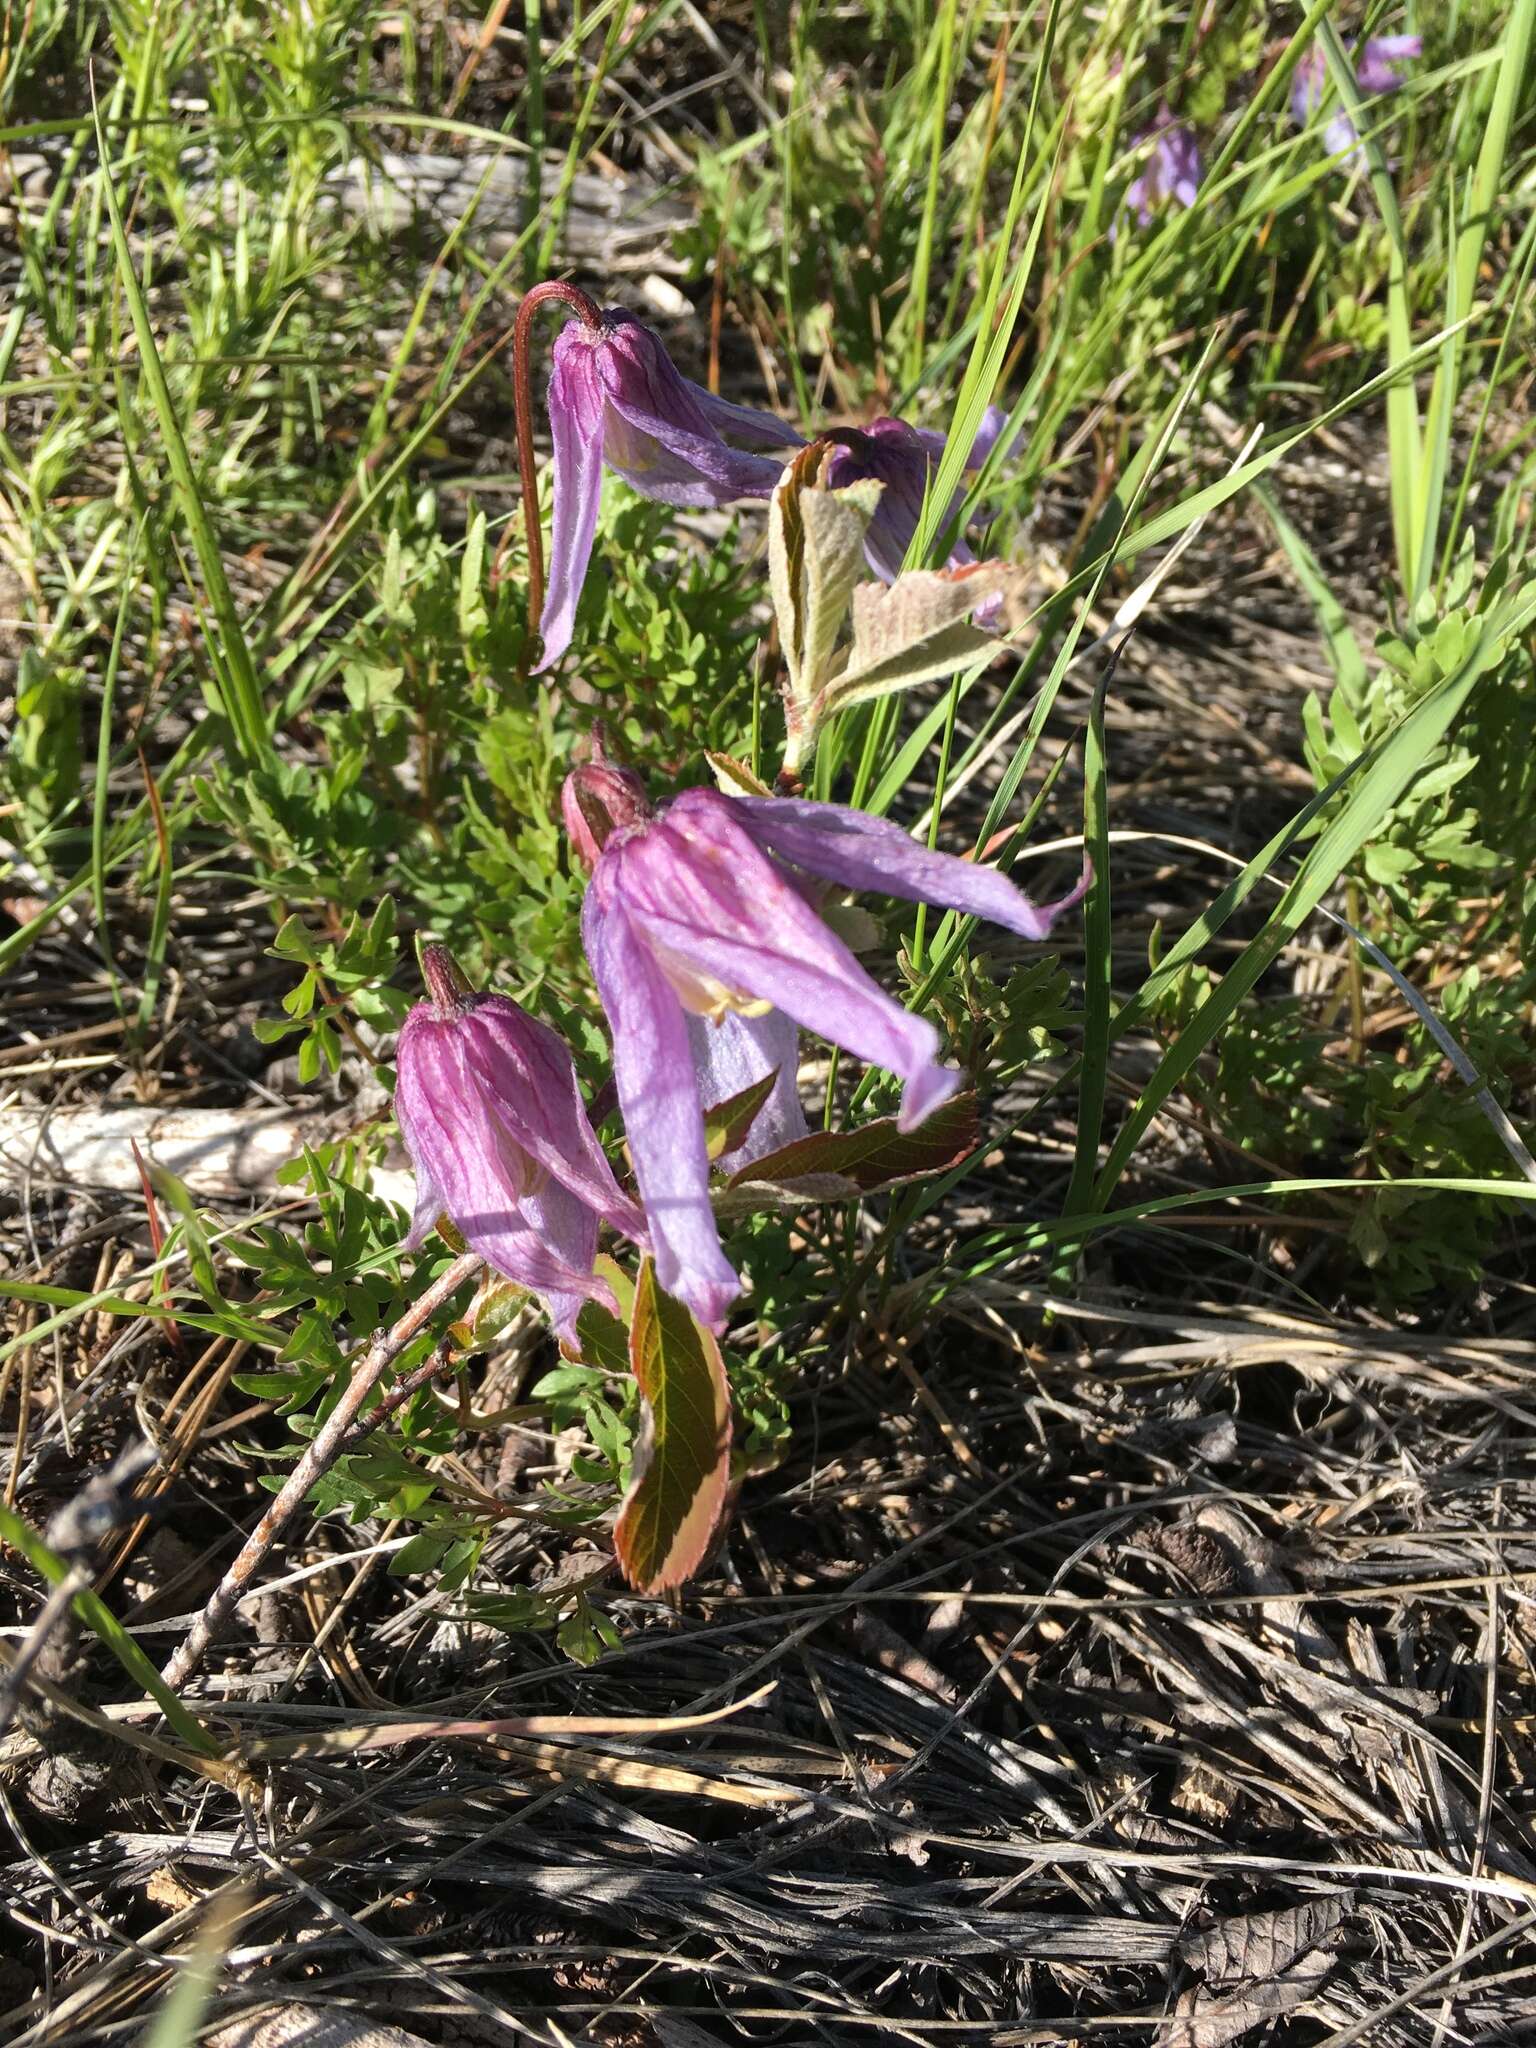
[823,406,1016,590]
[395,946,646,1341]
[1124,119,1201,227]
[536,306,804,672]
[1291,35,1422,161]
[566,766,1087,1331]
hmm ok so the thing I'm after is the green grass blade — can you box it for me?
[1439,223,1536,588]
[0,1501,221,1756]
[1317,18,1420,588]
[1091,577,1536,1210]
[958,1172,1536,1279]
[1252,482,1366,693]
[1411,172,1463,607]
[1061,663,1113,1226]
[903,0,959,391]
[910,0,1063,571]
[90,545,138,1009]
[91,92,272,771]
[1422,0,1536,594]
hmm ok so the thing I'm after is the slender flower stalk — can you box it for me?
[395,943,645,1339]
[564,761,1087,1331]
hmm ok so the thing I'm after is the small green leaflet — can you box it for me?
[613,1258,732,1595]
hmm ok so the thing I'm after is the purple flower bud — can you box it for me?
[395,946,646,1340]
[1124,119,1201,228]
[538,309,804,672]
[570,781,1087,1331]
[562,753,654,872]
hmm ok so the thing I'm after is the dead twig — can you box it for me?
[158,1254,482,1692]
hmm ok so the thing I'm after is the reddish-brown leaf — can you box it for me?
[727,1090,979,1198]
[613,1258,733,1594]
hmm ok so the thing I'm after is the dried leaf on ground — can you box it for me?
[1170,1894,1353,2048]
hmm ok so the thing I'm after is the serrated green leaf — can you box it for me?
[722,1091,979,1212]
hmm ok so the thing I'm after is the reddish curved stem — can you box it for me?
[513,280,603,658]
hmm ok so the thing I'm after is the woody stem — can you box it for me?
[514,280,603,656]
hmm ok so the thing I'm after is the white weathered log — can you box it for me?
[5,146,692,274]
[206,2010,436,2048]
[0,1104,412,1212]
[323,149,692,270]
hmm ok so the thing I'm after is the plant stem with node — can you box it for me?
[159,1252,483,1693]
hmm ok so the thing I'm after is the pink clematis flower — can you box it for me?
[565,763,1087,1331]
[822,405,1017,590]
[536,307,804,671]
[395,946,646,1340]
